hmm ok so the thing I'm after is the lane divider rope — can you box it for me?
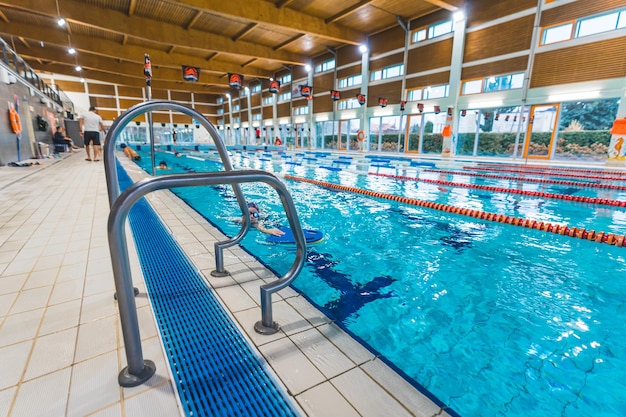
[284,174,626,248]
[368,172,626,207]
[475,162,626,177]
[425,169,626,191]
[462,165,626,182]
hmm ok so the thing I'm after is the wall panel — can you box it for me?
[462,56,528,80]
[87,83,115,95]
[367,81,403,106]
[117,86,143,97]
[405,71,450,89]
[370,26,406,57]
[467,0,536,28]
[531,37,626,87]
[541,0,626,26]
[313,95,333,113]
[464,15,534,62]
[407,39,453,73]
[369,52,404,72]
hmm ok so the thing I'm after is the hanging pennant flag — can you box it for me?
[417,103,424,113]
[144,53,152,86]
[400,101,406,111]
[300,85,312,97]
[378,97,388,108]
[182,65,200,82]
[461,109,467,117]
[269,80,280,94]
[434,105,440,114]
[330,90,341,101]
[356,93,366,105]
[447,107,453,116]
[228,73,243,89]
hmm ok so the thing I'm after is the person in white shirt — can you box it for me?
[79,106,105,161]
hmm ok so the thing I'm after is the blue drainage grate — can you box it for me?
[116,164,299,417]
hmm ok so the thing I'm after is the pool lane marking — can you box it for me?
[368,172,626,208]
[424,169,626,191]
[284,175,626,248]
[476,162,626,177]
[462,165,626,182]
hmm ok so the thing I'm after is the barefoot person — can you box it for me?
[79,106,105,161]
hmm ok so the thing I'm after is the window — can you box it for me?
[461,73,525,95]
[293,106,309,115]
[315,59,335,73]
[429,20,453,38]
[407,88,422,101]
[278,92,291,102]
[232,104,240,112]
[411,20,453,44]
[411,28,427,43]
[542,22,573,44]
[462,79,483,95]
[337,98,360,110]
[232,117,240,123]
[252,113,262,121]
[337,74,362,88]
[263,96,273,105]
[251,84,261,93]
[279,74,291,84]
[541,8,626,46]
[217,97,223,104]
[217,108,224,115]
[576,11,619,37]
[423,84,449,100]
[371,64,404,81]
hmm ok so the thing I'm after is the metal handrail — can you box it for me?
[103,100,250,276]
[102,101,307,387]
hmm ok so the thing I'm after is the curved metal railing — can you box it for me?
[102,101,306,387]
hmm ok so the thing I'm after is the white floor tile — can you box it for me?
[0,340,31,390]
[296,382,360,417]
[10,367,71,417]
[24,327,77,381]
[0,386,16,417]
[0,308,44,347]
[9,286,52,315]
[80,292,116,324]
[0,292,17,318]
[39,299,81,336]
[124,382,182,417]
[75,316,117,362]
[22,268,58,290]
[291,328,355,379]
[49,278,85,306]
[67,351,120,417]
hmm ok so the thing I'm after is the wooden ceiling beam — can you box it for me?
[128,0,138,16]
[0,22,273,78]
[422,0,459,11]
[32,62,228,94]
[186,10,202,30]
[166,0,366,45]
[325,1,373,25]
[232,23,257,42]
[0,0,308,65]
[273,34,304,51]
[0,9,10,23]
[18,48,225,85]
[275,0,293,8]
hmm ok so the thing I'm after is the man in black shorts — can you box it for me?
[79,106,105,161]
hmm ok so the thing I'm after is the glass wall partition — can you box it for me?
[457,106,529,157]
[421,112,447,155]
[523,104,559,159]
[553,98,618,162]
[315,121,338,149]
[369,116,405,152]
[406,114,423,153]
[339,119,360,151]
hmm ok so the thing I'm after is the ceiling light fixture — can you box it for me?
[68,47,76,55]
[75,65,82,72]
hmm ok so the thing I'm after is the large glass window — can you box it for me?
[542,22,573,44]
[371,64,404,82]
[315,59,335,73]
[369,116,405,152]
[462,80,482,95]
[423,84,449,99]
[576,12,619,37]
[407,88,423,101]
[554,98,619,162]
[337,74,362,88]
[337,98,360,110]
[411,20,453,43]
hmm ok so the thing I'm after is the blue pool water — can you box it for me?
[133,149,626,417]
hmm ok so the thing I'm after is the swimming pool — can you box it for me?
[134,148,626,417]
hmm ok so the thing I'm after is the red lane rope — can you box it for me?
[462,165,626,182]
[424,169,626,191]
[368,172,626,207]
[476,162,626,177]
[284,175,626,247]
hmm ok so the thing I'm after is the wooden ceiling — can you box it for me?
[0,0,462,96]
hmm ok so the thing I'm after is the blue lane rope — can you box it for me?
[116,163,298,417]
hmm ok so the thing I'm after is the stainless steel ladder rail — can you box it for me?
[103,100,249,277]
[102,102,307,386]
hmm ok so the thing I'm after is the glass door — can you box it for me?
[405,114,423,153]
[523,104,559,159]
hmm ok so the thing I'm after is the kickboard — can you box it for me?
[266,227,323,244]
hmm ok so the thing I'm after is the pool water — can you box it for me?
[133,150,626,417]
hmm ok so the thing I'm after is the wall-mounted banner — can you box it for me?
[228,73,243,89]
[356,93,366,105]
[300,85,313,97]
[269,80,280,94]
[182,66,200,82]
